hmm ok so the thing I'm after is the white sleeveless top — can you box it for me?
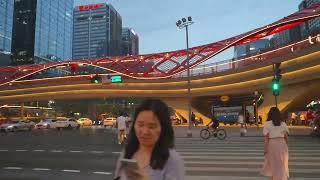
[263,121,289,138]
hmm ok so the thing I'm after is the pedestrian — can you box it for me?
[191,112,196,126]
[299,112,306,126]
[306,109,314,126]
[290,112,297,125]
[116,112,128,145]
[261,107,289,180]
[113,99,185,180]
[238,111,247,136]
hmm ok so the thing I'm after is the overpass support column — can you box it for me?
[88,103,98,121]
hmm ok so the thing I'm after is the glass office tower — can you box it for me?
[0,0,14,53]
[11,0,73,65]
[73,3,122,60]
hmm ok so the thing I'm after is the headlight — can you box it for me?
[7,125,14,128]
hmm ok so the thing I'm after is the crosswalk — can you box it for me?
[175,136,320,180]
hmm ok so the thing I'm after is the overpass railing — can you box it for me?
[173,34,320,78]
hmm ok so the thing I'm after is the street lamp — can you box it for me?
[176,16,194,137]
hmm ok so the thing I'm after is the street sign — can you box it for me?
[111,75,122,83]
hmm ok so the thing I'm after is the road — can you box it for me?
[0,126,319,180]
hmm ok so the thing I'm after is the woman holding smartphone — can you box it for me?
[114,99,185,180]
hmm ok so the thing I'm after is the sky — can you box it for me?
[74,0,302,62]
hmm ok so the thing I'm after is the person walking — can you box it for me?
[113,99,185,180]
[116,112,128,145]
[261,107,289,180]
[238,112,247,136]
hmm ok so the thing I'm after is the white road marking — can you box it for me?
[32,168,51,171]
[93,171,112,175]
[69,150,83,153]
[51,150,63,153]
[62,169,81,173]
[16,149,28,152]
[33,150,45,152]
[112,152,121,154]
[90,151,104,154]
[3,167,23,170]
[0,149,9,152]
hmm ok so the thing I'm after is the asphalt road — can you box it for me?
[0,127,121,180]
[0,126,319,180]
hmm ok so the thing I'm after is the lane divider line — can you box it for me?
[90,151,104,154]
[3,167,23,170]
[93,171,112,175]
[32,168,51,171]
[51,150,63,153]
[62,169,80,173]
[69,150,83,153]
[33,150,45,152]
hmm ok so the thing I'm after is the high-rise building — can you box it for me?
[299,0,320,37]
[73,3,122,60]
[121,27,139,55]
[234,39,270,58]
[11,0,73,65]
[272,25,301,47]
[0,0,14,53]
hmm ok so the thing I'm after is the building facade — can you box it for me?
[299,0,320,37]
[121,27,139,55]
[0,0,14,53]
[271,25,301,47]
[234,39,270,58]
[73,3,122,60]
[11,0,73,65]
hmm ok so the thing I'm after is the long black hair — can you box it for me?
[267,107,282,126]
[123,99,174,169]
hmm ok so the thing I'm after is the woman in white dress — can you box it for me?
[261,107,289,180]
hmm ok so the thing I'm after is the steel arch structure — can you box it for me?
[0,3,320,86]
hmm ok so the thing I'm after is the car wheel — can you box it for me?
[12,127,18,132]
[68,124,72,129]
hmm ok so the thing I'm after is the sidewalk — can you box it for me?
[173,126,312,138]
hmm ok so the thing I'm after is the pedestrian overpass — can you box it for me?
[1,4,320,124]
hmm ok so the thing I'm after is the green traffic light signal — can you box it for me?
[272,79,280,96]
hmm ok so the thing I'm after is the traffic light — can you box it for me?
[274,63,282,81]
[272,78,280,96]
[271,63,282,96]
[91,74,102,84]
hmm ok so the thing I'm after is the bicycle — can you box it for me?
[200,126,227,140]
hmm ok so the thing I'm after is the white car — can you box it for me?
[103,117,116,127]
[77,118,93,126]
[55,118,79,130]
[36,119,58,129]
[0,120,35,132]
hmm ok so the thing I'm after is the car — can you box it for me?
[35,119,58,129]
[55,118,80,130]
[77,118,92,126]
[103,117,116,127]
[0,120,35,132]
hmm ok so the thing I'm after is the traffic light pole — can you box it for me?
[274,95,278,108]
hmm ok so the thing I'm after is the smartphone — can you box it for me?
[120,158,139,170]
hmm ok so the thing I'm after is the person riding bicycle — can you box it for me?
[206,115,219,130]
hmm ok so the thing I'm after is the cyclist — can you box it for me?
[206,115,219,131]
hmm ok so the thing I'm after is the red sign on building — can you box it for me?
[78,4,104,11]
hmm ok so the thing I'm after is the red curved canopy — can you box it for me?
[0,3,320,84]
